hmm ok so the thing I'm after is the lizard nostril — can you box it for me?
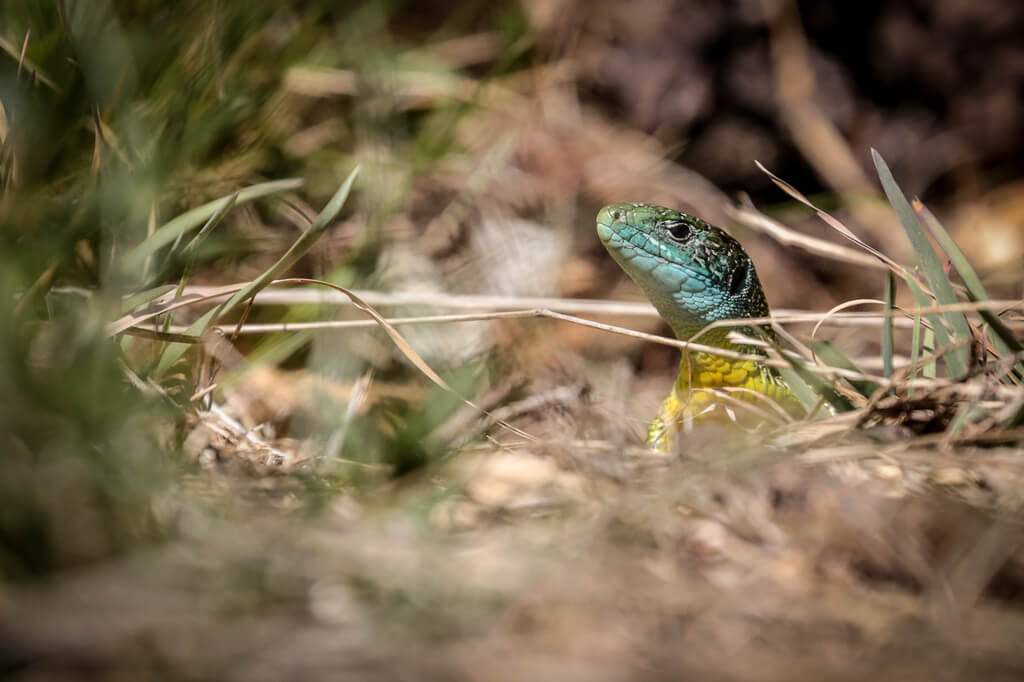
[611,209,622,221]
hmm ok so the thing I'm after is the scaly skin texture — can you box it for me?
[597,202,802,451]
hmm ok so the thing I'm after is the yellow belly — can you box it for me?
[646,352,801,452]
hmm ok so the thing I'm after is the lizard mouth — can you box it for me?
[595,208,618,244]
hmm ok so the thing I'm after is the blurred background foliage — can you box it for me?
[2,0,1024,678]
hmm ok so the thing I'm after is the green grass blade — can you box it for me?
[212,166,359,321]
[161,192,241,336]
[923,327,936,379]
[807,340,880,398]
[155,166,359,375]
[763,329,855,414]
[909,310,921,391]
[882,271,895,380]
[905,274,950,374]
[122,178,303,276]
[912,202,987,300]
[778,368,822,413]
[159,308,217,369]
[121,285,178,313]
[872,150,971,378]
[913,202,1024,379]
[779,356,856,414]
[180,191,239,261]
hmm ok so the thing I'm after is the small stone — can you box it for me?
[466,453,558,508]
[874,463,902,480]
[198,448,218,469]
[931,467,968,486]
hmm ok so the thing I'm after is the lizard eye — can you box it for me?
[665,220,690,242]
[730,262,750,297]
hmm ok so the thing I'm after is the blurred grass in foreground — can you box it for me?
[0,0,527,576]
[3,2,1024,680]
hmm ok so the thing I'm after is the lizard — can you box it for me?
[597,202,803,452]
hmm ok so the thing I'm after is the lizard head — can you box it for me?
[597,202,770,341]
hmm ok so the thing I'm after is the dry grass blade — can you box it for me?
[698,386,797,423]
[120,284,179,314]
[764,0,872,195]
[107,283,246,336]
[173,285,1024,321]
[755,160,929,291]
[119,294,1024,389]
[17,30,28,79]
[757,161,888,258]
[810,299,886,338]
[118,296,904,392]
[276,279,538,442]
[277,278,449,391]
[729,201,884,270]
[177,286,664,315]
[13,261,57,315]
[176,308,1024,334]
[123,276,538,442]
[0,33,57,89]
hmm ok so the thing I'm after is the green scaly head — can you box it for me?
[596,202,772,349]
[597,202,800,450]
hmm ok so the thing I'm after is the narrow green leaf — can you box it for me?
[882,271,895,379]
[161,193,241,335]
[779,355,856,414]
[223,330,314,387]
[155,307,219,376]
[904,271,953,372]
[212,166,359,322]
[123,178,303,275]
[778,368,821,412]
[873,150,972,378]
[762,327,853,414]
[923,327,936,379]
[913,202,986,300]
[909,311,921,392]
[121,284,177,313]
[155,166,359,375]
[913,203,1024,380]
[807,340,880,398]
[181,191,239,261]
